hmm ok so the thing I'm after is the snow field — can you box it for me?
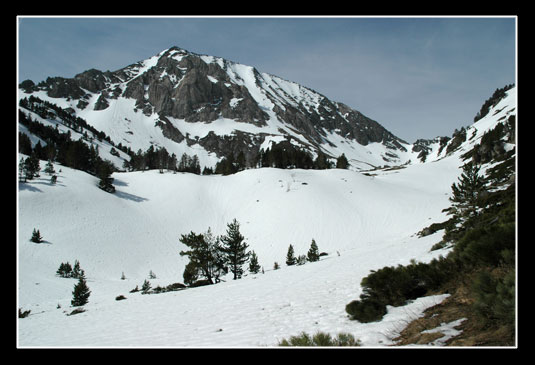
[18,155,459,347]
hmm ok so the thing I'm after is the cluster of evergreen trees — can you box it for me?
[179,220,325,286]
[179,219,251,285]
[211,142,350,176]
[122,145,203,175]
[30,228,43,243]
[213,151,247,175]
[473,84,515,122]
[257,141,349,171]
[285,240,321,266]
[20,96,112,145]
[56,260,85,279]
[54,259,91,308]
[19,107,116,193]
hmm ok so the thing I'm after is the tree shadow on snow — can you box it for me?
[112,178,129,187]
[18,183,43,193]
[113,190,149,203]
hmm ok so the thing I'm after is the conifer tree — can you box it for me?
[307,239,320,262]
[336,154,349,169]
[141,279,151,294]
[71,276,91,307]
[249,251,261,274]
[97,161,115,193]
[23,155,41,181]
[449,162,486,220]
[19,157,26,182]
[44,159,56,175]
[286,244,297,266]
[236,151,246,171]
[30,228,43,243]
[57,262,73,278]
[72,260,85,279]
[183,260,200,286]
[314,151,332,170]
[179,228,226,284]
[220,219,250,280]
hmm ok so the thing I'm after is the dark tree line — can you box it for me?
[20,96,114,147]
[19,108,115,192]
[20,111,115,181]
[123,145,202,175]
[213,141,350,176]
[473,84,515,123]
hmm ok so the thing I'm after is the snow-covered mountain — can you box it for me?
[19,46,414,171]
[17,50,516,347]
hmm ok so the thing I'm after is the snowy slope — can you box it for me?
[412,86,517,165]
[18,156,461,347]
[17,86,515,347]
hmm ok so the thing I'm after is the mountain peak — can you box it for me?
[19,46,411,170]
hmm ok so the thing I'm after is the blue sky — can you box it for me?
[17,16,516,142]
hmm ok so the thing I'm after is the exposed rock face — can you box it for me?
[19,46,409,166]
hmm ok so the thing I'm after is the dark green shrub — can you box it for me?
[345,297,387,323]
[346,257,455,323]
[360,265,417,307]
[279,331,361,346]
[455,222,515,268]
[473,270,515,326]
[165,282,186,291]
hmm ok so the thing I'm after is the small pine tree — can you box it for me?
[30,228,43,243]
[450,162,486,220]
[71,260,85,279]
[97,162,115,193]
[249,251,261,274]
[141,279,151,293]
[18,157,26,182]
[286,244,296,266]
[296,255,307,265]
[57,262,73,278]
[307,239,320,262]
[23,154,41,181]
[44,159,56,175]
[149,270,157,279]
[71,277,91,307]
[336,154,349,169]
[220,219,250,280]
